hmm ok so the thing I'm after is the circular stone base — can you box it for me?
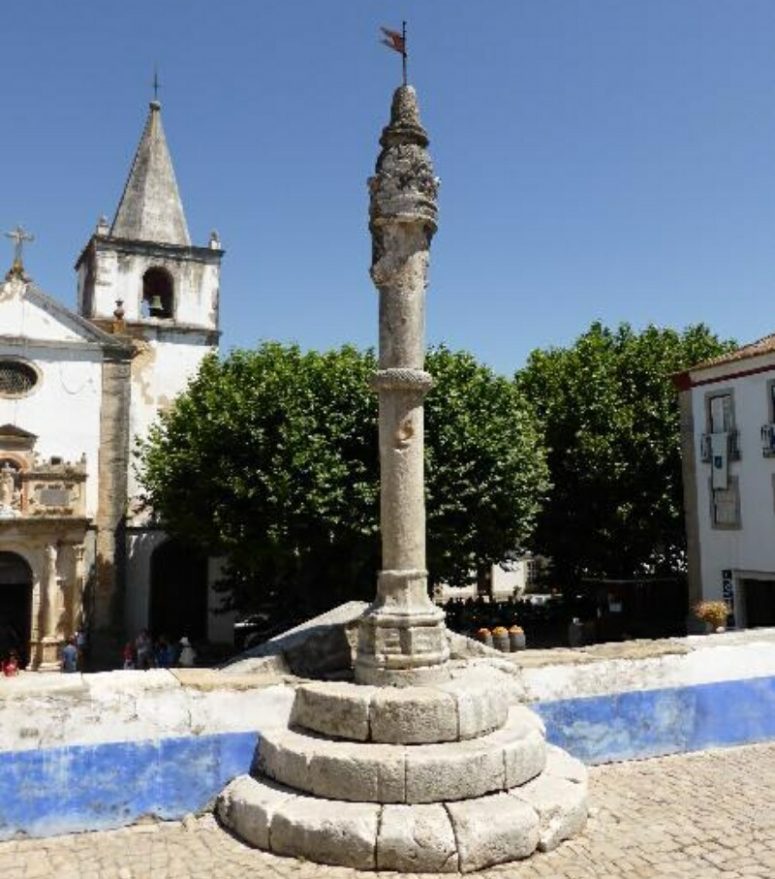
[217,745,588,873]
[261,706,545,803]
[291,664,517,744]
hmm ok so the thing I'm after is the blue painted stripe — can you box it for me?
[4,674,775,842]
[0,730,259,841]
[534,674,775,764]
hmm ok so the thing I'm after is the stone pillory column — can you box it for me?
[218,78,590,873]
[355,85,450,685]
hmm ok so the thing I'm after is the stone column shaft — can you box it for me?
[355,85,449,685]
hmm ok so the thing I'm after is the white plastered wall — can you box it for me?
[126,331,215,507]
[0,343,103,517]
[83,248,219,330]
[690,355,775,621]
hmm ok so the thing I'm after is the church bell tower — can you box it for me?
[76,99,222,336]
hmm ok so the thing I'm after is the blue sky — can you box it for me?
[3,1,775,374]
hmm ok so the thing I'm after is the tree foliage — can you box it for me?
[137,343,548,619]
[516,322,736,583]
[425,347,549,586]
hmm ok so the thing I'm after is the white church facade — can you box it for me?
[0,100,231,668]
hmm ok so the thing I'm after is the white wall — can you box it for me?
[0,342,103,516]
[690,354,775,617]
[436,561,530,602]
[84,248,219,330]
[127,331,215,508]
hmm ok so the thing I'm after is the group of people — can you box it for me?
[123,630,196,670]
[1,628,201,675]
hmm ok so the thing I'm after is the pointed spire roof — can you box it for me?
[110,101,191,246]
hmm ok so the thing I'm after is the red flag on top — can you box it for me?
[381,26,406,56]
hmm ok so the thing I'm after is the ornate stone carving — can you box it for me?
[0,463,20,518]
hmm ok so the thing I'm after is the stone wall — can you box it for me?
[3,628,775,841]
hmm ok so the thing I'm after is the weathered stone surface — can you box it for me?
[355,84,448,683]
[307,743,405,802]
[217,775,296,850]
[446,792,540,872]
[404,735,505,803]
[511,771,588,852]
[111,101,191,245]
[440,671,509,740]
[259,705,544,804]
[544,743,588,784]
[256,732,311,792]
[291,681,373,741]
[355,659,453,688]
[223,601,367,677]
[501,727,546,788]
[377,804,458,872]
[504,733,546,789]
[402,707,545,803]
[270,796,379,869]
[369,685,457,743]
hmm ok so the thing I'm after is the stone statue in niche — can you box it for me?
[0,463,20,518]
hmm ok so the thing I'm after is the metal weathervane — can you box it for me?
[380,22,408,86]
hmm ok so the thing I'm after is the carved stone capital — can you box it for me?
[370,369,434,393]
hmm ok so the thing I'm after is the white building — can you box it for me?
[676,335,775,628]
[434,555,541,603]
[0,100,231,668]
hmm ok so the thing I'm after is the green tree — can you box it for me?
[425,346,549,589]
[137,343,547,619]
[516,322,735,584]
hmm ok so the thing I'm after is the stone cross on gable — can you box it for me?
[4,225,34,274]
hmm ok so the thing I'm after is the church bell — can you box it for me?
[148,294,164,315]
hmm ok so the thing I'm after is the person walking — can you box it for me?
[61,638,78,673]
[135,629,153,670]
[122,641,135,669]
[178,636,196,668]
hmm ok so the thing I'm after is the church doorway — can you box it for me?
[149,539,208,642]
[0,552,32,667]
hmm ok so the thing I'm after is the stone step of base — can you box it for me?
[217,745,588,872]
[291,664,523,743]
[258,705,546,803]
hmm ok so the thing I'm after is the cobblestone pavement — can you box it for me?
[4,741,775,878]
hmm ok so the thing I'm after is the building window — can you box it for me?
[762,383,775,457]
[0,360,39,398]
[701,390,740,462]
[141,267,174,319]
[708,392,734,433]
[710,477,741,529]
